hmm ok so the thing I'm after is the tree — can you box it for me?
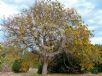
[65,24,101,70]
[3,0,101,75]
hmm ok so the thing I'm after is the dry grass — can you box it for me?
[0,68,102,76]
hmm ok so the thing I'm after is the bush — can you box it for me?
[12,59,29,73]
[12,59,21,73]
[38,52,84,74]
[37,64,43,74]
[20,60,29,72]
[91,64,102,74]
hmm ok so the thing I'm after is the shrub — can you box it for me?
[91,64,102,74]
[38,52,84,74]
[37,64,43,74]
[12,59,29,73]
[20,60,29,72]
[12,59,21,73]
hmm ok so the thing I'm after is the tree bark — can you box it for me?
[42,57,48,76]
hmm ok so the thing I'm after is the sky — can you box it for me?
[0,0,102,44]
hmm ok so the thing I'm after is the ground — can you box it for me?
[1,72,102,76]
[0,68,102,76]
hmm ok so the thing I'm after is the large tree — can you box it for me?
[3,0,101,75]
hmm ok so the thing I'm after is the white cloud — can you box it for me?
[86,9,102,31]
[0,1,19,18]
[59,0,95,15]
[14,0,25,4]
[74,2,95,18]
[90,37,102,44]
[92,10,102,25]
[0,25,2,30]
[88,26,98,30]
[87,19,95,24]
[59,0,80,8]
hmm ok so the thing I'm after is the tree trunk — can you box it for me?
[42,57,48,76]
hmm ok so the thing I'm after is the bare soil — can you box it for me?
[0,68,102,76]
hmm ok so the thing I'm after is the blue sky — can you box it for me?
[0,0,102,44]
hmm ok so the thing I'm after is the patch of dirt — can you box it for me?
[47,73,102,76]
[0,68,38,76]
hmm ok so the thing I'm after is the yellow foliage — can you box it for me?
[65,23,101,70]
[20,60,29,72]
